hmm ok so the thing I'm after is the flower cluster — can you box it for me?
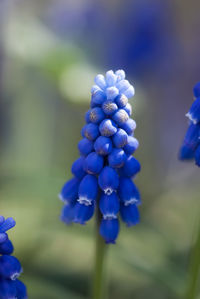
[179,82,200,166]
[59,70,141,243]
[0,216,27,299]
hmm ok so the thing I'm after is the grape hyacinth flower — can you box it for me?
[0,216,27,299]
[59,69,141,245]
[179,82,200,166]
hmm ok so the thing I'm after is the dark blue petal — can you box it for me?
[112,129,128,148]
[112,109,129,125]
[78,138,93,156]
[120,118,136,135]
[89,107,105,124]
[0,233,8,244]
[98,166,119,195]
[73,202,95,224]
[99,192,120,219]
[71,157,86,180]
[82,123,99,141]
[0,255,22,280]
[0,278,16,299]
[0,218,16,234]
[118,177,141,205]
[108,148,127,168]
[0,240,14,255]
[59,177,79,203]
[91,90,106,106]
[115,94,128,108]
[60,204,75,225]
[99,119,117,137]
[186,97,200,124]
[83,152,104,175]
[119,156,141,177]
[102,100,118,115]
[78,175,98,205]
[0,216,5,225]
[85,109,91,123]
[195,145,200,167]
[120,204,140,227]
[179,123,200,160]
[15,279,27,299]
[193,82,200,98]
[99,218,119,244]
[94,136,113,156]
[123,136,139,155]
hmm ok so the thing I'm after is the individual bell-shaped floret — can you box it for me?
[60,203,75,225]
[179,123,200,160]
[71,157,86,180]
[78,175,98,205]
[102,100,118,115]
[116,79,130,93]
[98,166,119,195]
[106,87,119,100]
[0,239,14,255]
[0,255,22,280]
[82,123,99,141]
[89,107,105,124]
[0,278,16,299]
[94,136,113,156]
[193,82,200,98]
[83,152,104,174]
[91,90,106,106]
[120,203,140,227]
[186,97,200,124]
[195,144,200,166]
[112,128,128,148]
[120,118,136,135]
[108,148,127,168]
[124,136,139,155]
[0,217,16,234]
[118,177,141,206]
[105,70,117,87]
[15,279,27,299]
[59,177,79,203]
[123,102,132,116]
[99,119,117,137]
[119,156,141,177]
[94,74,106,90]
[78,138,93,156]
[112,109,129,125]
[73,202,95,225]
[123,85,135,98]
[99,192,120,219]
[115,69,125,81]
[100,218,119,244]
[115,94,128,108]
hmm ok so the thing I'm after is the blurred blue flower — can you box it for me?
[0,216,27,299]
[179,82,200,166]
[59,70,141,243]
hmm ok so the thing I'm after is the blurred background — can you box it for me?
[0,0,200,298]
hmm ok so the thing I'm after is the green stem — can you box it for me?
[185,220,200,299]
[92,210,107,299]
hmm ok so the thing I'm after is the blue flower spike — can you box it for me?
[0,216,27,298]
[59,70,141,243]
[179,81,200,165]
